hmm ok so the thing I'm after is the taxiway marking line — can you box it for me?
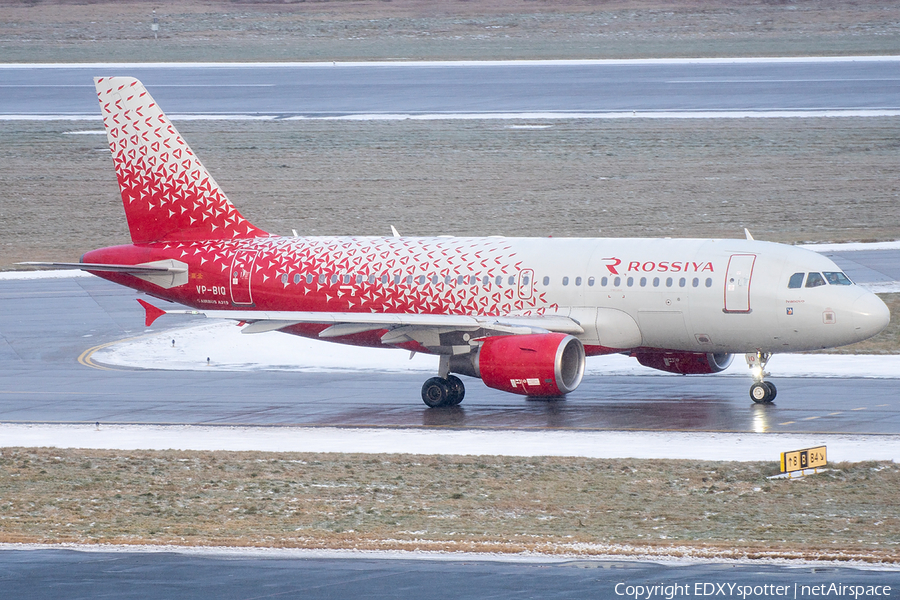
[77,335,148,371]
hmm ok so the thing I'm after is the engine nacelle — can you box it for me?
[451,333,585,397]
[634,351,734,375]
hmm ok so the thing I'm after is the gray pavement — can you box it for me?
[1,59,898,117]
[1,548,898,600]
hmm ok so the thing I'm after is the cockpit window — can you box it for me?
[788,273,804,289]
[805,272,826,288]
[824,271,853,286]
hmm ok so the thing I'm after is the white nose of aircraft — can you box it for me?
[852,291,891,341]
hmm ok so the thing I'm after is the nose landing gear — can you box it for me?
[746,351,776,404]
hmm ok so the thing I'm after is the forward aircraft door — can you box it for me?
[723,254,756,313]
[230,249,257,306]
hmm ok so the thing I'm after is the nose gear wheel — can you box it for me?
[746,352,776,404]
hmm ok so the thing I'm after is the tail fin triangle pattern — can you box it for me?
[96,76,268,244]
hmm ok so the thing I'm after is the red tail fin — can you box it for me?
[95,77,268,244]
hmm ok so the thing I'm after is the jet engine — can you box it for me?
[450,333,585,397]
[634,351,734,375]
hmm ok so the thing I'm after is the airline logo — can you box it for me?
[510,378,541,388]
[603,257,714,274]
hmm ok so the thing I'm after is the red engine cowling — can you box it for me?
[634,351,734,375]
[476,333,586,397]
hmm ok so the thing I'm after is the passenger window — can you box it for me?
[483,275,490,286]
[543,276,550,286]
[293,274,301,284]
[356,275,363,284]
[626,277,634,287]
[562,276,569,286]
[692,277,699,288]
[342,274,351,284]
[522,275,530,285]
[613,277,621,287]
[679,277,686,287]
[368,274,376,284]
[666,277,673,288]
[457,275,465,285]
[508,276,516,285]
[496,275,503,286]
[653,277,660,287]
[824,271,853,285]
[331,274,339,284]
[705,278,713,288]
[601,276,608,286]
[406,275,413,285]
[431,275,438,285]
[318,274,327,284]
[381,274,389,284]
[788,272,804,289]
[281,274,288,284]
[575,277,582,286]
[588,277,595,286]
[417,275,426,285]
[639,277,647,287]
[306,274,314,284]
[806,272,827,288]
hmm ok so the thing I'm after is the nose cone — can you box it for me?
[852,292,891,341]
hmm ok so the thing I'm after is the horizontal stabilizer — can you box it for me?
[19,261,186,275]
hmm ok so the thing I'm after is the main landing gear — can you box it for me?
[746,351,777,404]
[421,375,466,408]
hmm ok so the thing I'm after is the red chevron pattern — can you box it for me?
[96,77,268,244]
[155,236,554,316]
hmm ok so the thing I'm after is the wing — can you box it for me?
[137,300,585,346]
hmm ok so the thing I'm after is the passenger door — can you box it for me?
[230,249,258,306]
[723,254,756,313]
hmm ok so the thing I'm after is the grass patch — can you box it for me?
[1,449,897,562]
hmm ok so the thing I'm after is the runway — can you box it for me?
[2,546,899,600]
[1,247,897,436]
[1,58,899,118]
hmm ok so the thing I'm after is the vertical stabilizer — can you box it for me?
[95,77,268,243]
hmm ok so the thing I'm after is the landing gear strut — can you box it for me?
[746,351,777,404]
[421,375,466,408]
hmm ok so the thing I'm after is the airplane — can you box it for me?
[24,77,891,407]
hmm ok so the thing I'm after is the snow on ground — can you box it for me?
[2,423,898,462]
[93,319,900,379]
[801,240,900,252]
[0,269,92,280]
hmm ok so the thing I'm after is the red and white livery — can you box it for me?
[27,77,891,406]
